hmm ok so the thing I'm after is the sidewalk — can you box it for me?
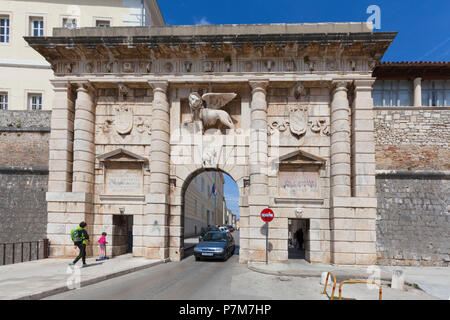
[0,254,163,300]
[248,259,450,300]
[184,235,200,250]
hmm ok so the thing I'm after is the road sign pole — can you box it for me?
[260,208,274,265]
[266,221,269,265]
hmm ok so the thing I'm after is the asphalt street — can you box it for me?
[43,231,436,300]
[44,231,277,300]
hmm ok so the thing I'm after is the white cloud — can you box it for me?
[194,17,211,25]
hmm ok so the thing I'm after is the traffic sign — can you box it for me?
[260,208,274,222]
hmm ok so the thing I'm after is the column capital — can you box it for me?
[331,80,352,93]
[50,80,71,91]
[249,80,269,92]
[71,81,95,94]
[353,79,376,92]
[149,81,169,93]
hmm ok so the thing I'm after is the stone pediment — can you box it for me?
[277,149,326,166]
[97,148,148,163]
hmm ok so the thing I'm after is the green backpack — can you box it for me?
[70,228,83,243]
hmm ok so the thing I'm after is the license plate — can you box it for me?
[202,252,213,256]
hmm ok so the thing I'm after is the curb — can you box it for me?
[15,259,168,300]
[247,264,392,282]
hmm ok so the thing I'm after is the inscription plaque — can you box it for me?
[105,162,143,195]
[279,166,320,198]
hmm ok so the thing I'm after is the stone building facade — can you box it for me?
[0,0,164,111]
[24,22,396,264]
[373,62,450,266]
[184,171,225,237]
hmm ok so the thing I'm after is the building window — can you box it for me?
[372,80,413,107]
[96,20,110,27]
[0,93,8,110]
[194,199,198,215]
[62,18,77,29]
[30,17,44,36]
[29,94,42,110]
[422,80,449,107]
[0,16,10,43]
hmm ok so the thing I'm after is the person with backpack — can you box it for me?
[69,221,90,268]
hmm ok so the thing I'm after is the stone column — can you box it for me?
[46,80,75,257]
[47,81,95,258]
[413,77,422,107]
[352,79,376,198]
[72,82,96,194]
[249,80,269,196]
[330,81,351,197]
[247,80,270,263]
[48,80,74,192]
[145,81,170,260]
[330,79,377,266]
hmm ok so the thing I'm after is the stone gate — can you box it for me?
[26,23,396,265]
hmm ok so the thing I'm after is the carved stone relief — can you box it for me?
[288,105,308,137]
[122,62,135,73]
[114,105,133,135]
[268,105,330,137]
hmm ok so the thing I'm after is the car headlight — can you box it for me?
[214,248,224,253]
[194,247,202,252]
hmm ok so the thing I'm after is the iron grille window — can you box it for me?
[0,93,7,110]
[422,80,450,107]
[372,80,413,107]
[0,17,10,43]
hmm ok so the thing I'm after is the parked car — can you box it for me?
[200,226,220,238]
[226,225,234,232]
[194,231,235,261]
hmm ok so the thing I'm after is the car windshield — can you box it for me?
[202,232,227,242]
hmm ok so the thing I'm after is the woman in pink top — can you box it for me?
[97,232,108,261]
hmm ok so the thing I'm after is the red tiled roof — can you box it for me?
[379,61,450,66]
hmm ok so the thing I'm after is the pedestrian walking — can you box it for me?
[295,228,304,250]
[96,232,108,261]
[69,221,90,268]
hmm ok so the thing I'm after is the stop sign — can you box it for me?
[260,208,274,222]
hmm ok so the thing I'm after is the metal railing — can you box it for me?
[0,239,49,266]
[321,272,337,300]
[338,280,383,300]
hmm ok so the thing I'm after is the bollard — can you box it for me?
[391,269,405,291]
[320,272,328,285]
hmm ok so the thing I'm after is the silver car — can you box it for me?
[194,231,235,261]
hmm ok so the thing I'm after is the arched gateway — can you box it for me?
[27,23,396,265]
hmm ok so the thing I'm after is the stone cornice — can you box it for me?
[25,29,396,76]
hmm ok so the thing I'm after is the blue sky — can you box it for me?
[158,0,450,62]
[222,173,240,219]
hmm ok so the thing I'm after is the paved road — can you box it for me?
[43,231,436,300]
[45,231,275,300]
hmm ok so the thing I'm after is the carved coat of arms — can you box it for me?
[288,106,308,137]
[114,105,133,135]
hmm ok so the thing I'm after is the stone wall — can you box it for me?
[375,107,449,170]
[0,111,50,259]
[376,172,449,266]
[375,107,450,266]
